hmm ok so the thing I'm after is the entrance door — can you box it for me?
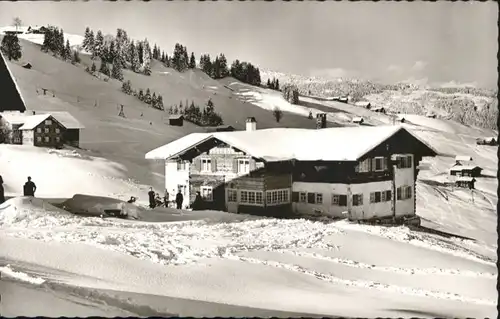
[226,189,238,213]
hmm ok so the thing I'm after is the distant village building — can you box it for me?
[426,112,437,119]
[455,155,473,164]
[449,165,482,178]
[371,107,386,114]
[145,123,438,221]
[476,137,498,146]
[205,125,235,133]
[168,115,184,126]
[22,63,32,70]
[352,117,364,124]
[338,97,348,103]
[396,115,406,123]
[355,101,371,109]
[455,177,476,190]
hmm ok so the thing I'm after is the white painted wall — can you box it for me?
[392,153,415,217]
[292,181,393,219]
[21,130,33,146]
[165,160,190,203]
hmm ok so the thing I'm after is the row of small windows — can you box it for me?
[355,155,413,173]
[292,187,412,207]
[226,189,290,206]
[36,127,61,134]
[178,158,251,174]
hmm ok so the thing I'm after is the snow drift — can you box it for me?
[61,194,143,219]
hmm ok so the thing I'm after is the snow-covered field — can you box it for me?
[1,94,498,316]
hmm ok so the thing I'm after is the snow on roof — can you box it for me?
[146,125,438,162]
[169,115,184,120]
[352,117,364,123]
[19,114,52,130]
[354,101,371,107]
[40,111,85,129]
[145,133,213,160]
[456,177,476,182]
[450,165,482,171]
[0,112,29,125]
[455,155,473,162]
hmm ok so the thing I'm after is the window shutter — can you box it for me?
[381,192,386,202]
[407,186,412,199]
[386,190,392,201]
[194,158,202,171]
[249,158,256,172]
[383,157,388,170]
[370,192,375,203]
[371,158,376,171]
[339,195,347,206]
[232,158,238,173]
[396,157,402,169]
[211,158,217,172]
[397,187,401,200]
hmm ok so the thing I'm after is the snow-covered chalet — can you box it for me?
[145,118,438,221]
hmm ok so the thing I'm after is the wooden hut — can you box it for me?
[455,177,476,190]
[169,115,184,126]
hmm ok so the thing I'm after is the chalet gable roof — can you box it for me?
[449,165,482,171]
[146,125,439,162]
[19,114,53,130]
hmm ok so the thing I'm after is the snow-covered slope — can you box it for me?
[0,26,85,52]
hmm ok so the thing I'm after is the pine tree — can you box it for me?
[0,34,22,61]
[94,30,104,59]
[62,40,71,60]
[218,54,228,78]
[157,95,164,110]
[189,52,196,69]
[121,80,132,94]
[138,89,144,101]
[115,28,128,68]
[71,50,81,64]
[88,30,96,58]
[82,27,92,51]
[130,42,140,72]
[111,58,124,81]
[212,56,220,79]
[99,61,110,76]
[137,41,144,65]
[144,88,152,104]
[41,30,50,52]
[91,61,97,73]
[267,79,271,88]
[161,51,165,63]
[151,92,156,108]
[275,78,279,91]
[108,41,116,64]
[0,34,21,61]
[57,29,65,57]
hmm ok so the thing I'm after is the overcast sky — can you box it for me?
[0,1,497,88]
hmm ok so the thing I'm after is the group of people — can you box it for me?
[146,187,205,211]
[0,175,37,205]
[147,187,185,209]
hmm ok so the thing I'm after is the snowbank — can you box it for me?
[62,194,143,219]
[0,145,148,201]
[0,264,45,285]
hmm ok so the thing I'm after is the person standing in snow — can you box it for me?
[0,175,5,204]
[148,187,156,209]
[175,190,183,210]
[163,189,169,208]
[23,176,37,197]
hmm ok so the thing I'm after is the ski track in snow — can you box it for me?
[334,221,497,266]
[230,256,496,306]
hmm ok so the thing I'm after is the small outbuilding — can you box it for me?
[169,115,184,126]
[338,97,348,103]
[371,107,386,114]
[455,177,476,190]
[455,155,473,164]
[205,125,235,133]
[22,63,32,69]
[449,165,482,178]
[355,101,371,109]
[426,112,437,119]
[476,137,498,146]
[352,117,364,124]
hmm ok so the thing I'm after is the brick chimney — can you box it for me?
[246,117,257,131]
[316,113,327,129]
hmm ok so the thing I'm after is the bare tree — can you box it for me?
[13,17,22,33]
[273,107,283,123]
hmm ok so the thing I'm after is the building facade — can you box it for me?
[146,123,437,220]
[21,115,66,148]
